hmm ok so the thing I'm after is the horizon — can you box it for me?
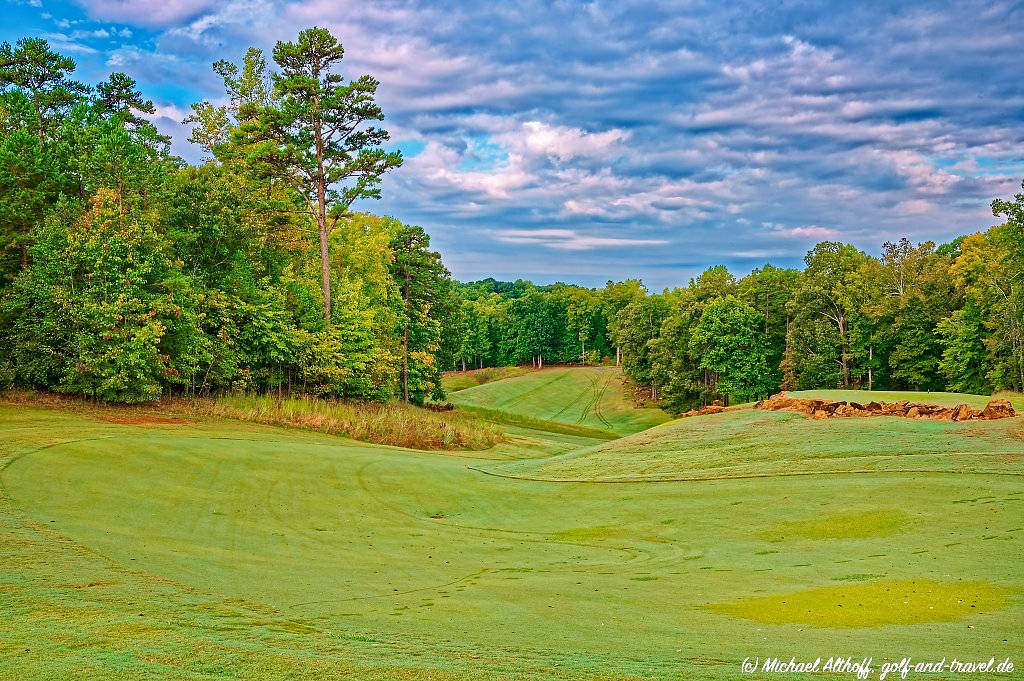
[4,0,1022,289]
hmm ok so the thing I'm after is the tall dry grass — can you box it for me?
[190,395,503,451]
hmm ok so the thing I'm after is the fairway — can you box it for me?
[448,366,670,436]
[2,375,1023,679]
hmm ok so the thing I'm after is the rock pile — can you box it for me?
[755,392,1016,422]
[680,401,725,418]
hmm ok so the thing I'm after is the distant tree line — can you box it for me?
[442,196,1024,411]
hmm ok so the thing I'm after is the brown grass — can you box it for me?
[0,390,503,452]
[184,395,504,451]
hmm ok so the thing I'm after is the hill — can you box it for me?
[448,366,669,436]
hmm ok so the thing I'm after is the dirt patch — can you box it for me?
[756,392,1015,422]
[103,416,195,426]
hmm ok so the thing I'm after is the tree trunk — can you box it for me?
[616,346,621,366]
[837,316,850,387]
[318,211,331,322]
[461,358,466,372]
[402,269,411,403]
[313,107,331,323]
[867,345,873,391]
[538,354,543,369]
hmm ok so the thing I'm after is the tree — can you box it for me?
[690,295,774,403]
[95,72,168,144]
[2,190,197,402]
[601,279,646,365]
[738,264,799,389]
[242,28,402,322]
[611,293,670,399]
[787,242,872,388]
[0,37,86,142]
[389,223,449,403]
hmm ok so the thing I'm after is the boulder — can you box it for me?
[949,403,976,422]
[834,404,856,417]
[981,399,1015,420]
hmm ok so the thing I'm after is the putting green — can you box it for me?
[1,375,1022,679]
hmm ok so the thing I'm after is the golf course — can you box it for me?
[1,367,1021,679]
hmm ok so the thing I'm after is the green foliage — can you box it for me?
[0,34,454,405]
[3,190,189,402]
[690,295,774,402]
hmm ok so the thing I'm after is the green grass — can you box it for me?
[1,372,1022,679]
[442,366,534,393]
[448,366,669,436]
[494,407,1024,482]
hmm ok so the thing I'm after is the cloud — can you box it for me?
[515,121,630,162]
[72,0,218,27]
[13,0,1022,288]
[767,225,843,239]
[493,229,669,251]
[39,32,99,54]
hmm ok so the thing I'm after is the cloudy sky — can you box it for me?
[5,0,1023,288]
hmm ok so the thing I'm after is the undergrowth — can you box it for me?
[1,390,504,451]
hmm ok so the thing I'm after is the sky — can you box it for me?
[5,0,1024,289]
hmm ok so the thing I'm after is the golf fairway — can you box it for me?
[1,375,1022,679]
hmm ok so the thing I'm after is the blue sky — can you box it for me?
[5,0,1024,288]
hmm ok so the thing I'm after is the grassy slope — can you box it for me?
[441,366,534,393]
[449,366,669,436]
[1,379,1023,679]
[494,407,1024,482]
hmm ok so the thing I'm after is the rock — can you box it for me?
[981,399,1015,420]
[949,403,976,422]
[753,393,1011,423]
[680,404,726,418]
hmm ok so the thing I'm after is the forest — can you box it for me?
[2,30,1023,411]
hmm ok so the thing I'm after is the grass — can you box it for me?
[188,394,503,451]
[1,390,503,451]
[493,397,1024,482]
[1,375,1022,679]
[708,579,1010,627]
[448,366,670,436]
[456,403,621,440]
[441,366,534,393]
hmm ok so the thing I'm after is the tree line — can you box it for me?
[0,30,451,404]
[441,201,1024,411]
[2,31,1022,410]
